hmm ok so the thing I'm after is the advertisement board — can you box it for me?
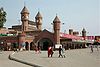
[55,44,62,48]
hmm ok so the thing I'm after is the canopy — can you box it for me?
[60,33,83,40]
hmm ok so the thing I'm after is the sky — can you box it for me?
[0,0,99,36]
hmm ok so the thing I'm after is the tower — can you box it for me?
[35,11,42,30]
[69,29,73,35]
[82,28,86,40]
[82,28,86,37]
[21,6,29,31]
[53,15,61,45]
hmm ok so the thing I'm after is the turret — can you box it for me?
[53,15,61,44]
[82,28,86,37]
[21,6,29,31]
[82,28,87,40]
[69,29,73,35]
[35,11,42,30]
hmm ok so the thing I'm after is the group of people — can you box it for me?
[90,45,99,53]
[58,46,66,58]
[48,46,66,58]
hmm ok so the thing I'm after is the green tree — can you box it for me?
[0,7,6,28]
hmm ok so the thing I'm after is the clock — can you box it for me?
[22,15,28,19]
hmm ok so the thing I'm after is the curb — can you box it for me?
[8,52,42,67]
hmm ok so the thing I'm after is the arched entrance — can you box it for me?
[43,41,49,50]
[38,38,53,50]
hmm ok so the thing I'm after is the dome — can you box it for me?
[21,6,29,14]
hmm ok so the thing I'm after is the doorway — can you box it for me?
[38,38,53,50]
[43,41,49,50]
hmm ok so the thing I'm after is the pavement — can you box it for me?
[0,51,31,67]
[10,48,100,67]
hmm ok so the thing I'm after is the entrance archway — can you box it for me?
[38,38,53,50]
[43,41,49,50]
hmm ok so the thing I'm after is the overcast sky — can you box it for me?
[0,0,99,36]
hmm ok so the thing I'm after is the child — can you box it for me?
[62,47,66,58]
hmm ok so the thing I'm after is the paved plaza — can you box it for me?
[0,48,100,67]
[12,48,100,67]
[0,51,31,67]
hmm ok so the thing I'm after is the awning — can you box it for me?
[60,33,84,40]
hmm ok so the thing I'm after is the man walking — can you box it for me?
[90,45,93,53]
[58,46,63,58]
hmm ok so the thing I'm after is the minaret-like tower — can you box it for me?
[53,15,61,45]
[35,11,42,31]
[82,28,86,39]
[69,29,73,35]
[21,6,29,31]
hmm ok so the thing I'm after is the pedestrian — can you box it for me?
[50,47,54,57]
[48,46,54,57]
[62,47,66,58]
[38,46,41,53]
[35,46,38,53]
[48,46,51,57]
[58,46,63,58]
[90,45,93,53]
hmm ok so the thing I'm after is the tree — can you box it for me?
[0,7,7,28]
